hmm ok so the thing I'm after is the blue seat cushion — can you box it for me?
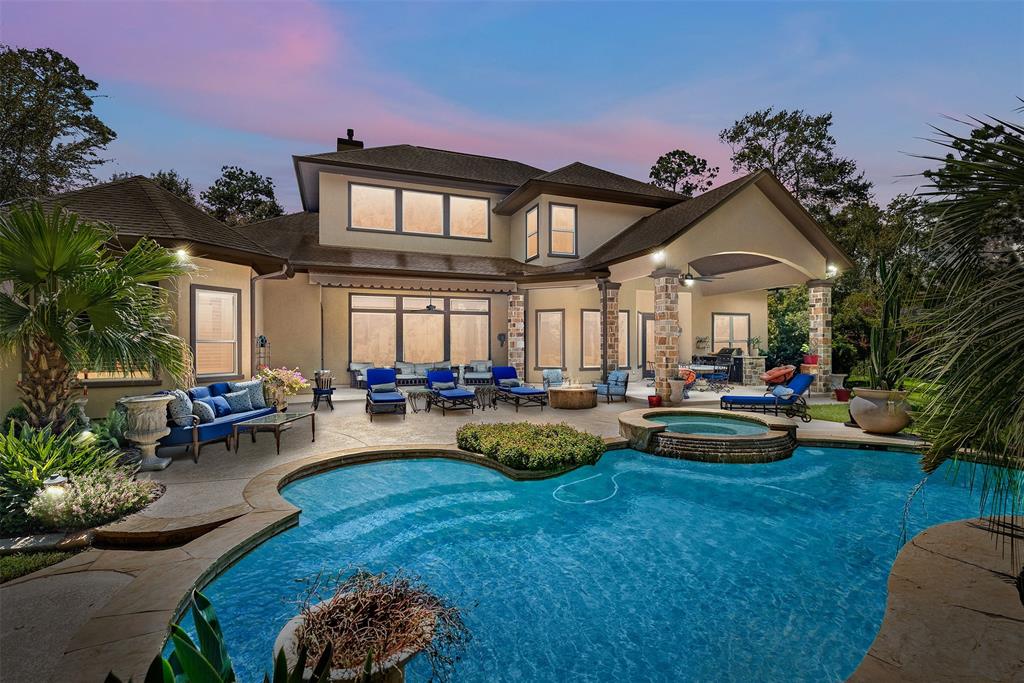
[160,407,275,446]
[368,391,405,403]
[722,395,796,406]
[509,386,546,396]
[438,389,474,399]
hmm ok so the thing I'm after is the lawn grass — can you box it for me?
[807,403,852,423]
[0,551,76,583]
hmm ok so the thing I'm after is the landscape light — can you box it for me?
[176,248,190,260]
[42,473,68,497]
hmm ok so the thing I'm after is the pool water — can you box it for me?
[649,413,770,436]
[188,448,987,682]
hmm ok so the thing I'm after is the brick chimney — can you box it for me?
[336,128,364,151]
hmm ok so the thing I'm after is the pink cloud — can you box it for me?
[4,0,732,185]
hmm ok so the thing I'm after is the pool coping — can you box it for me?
[38,440,1019,682]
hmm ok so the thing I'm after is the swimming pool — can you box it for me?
[189,447,986,682]
[648,413,770,435]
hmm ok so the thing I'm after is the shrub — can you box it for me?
[2,404,29,435]
[91,406,130,451]
[0,424,121,533]
[0,551,76,583]
[456,422,604,471]
[26,468,160,531]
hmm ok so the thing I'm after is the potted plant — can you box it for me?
[747,336,763,357]
[849,258,911,434]
[800,342,819,366]
[258,367,311,412]
[276,569,470,682]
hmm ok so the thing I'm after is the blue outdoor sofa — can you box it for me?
[719,372,815,422]
[492,366,548,411]
[158,382,276,462]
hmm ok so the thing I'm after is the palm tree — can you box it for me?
[0,202,193,431]
[906,112,1024,523]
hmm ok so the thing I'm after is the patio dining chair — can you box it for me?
[492,366,548,411]
[364,368,407,422]
[425,369,476,416]
[312,370,335,411]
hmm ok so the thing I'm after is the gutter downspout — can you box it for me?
[250,264,289,376]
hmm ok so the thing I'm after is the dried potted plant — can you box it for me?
[276,569,471,682]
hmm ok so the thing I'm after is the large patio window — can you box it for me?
[525,205,539,261]
[581,309,601,369]
[192,286,240,378]
[618,310,630,368]
[549,203,577,257]
[536,309,564,369]
[349,294,490,365]
[712,312,750,352]
[350,184,397,231]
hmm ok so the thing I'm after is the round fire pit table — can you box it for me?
[548,386,598,409]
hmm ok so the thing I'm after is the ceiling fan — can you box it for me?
[680,263,723,287]
[424,293,437,311]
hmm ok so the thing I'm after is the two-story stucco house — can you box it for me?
[0,131,850,418]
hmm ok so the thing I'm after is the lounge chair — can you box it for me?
[542,369,564,390]
[364,368,407,421]
[492,366,547,411]
[593,370,630,403]
[425,369,476,416]
[719,372,815,422]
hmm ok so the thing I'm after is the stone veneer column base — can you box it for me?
[652,268,681,401]
[598,279,621,375]
[507,293,525,379]
[808,280,834,393]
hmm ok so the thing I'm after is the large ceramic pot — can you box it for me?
[667,379,684,404]
[274,602,432,683]
[849,388,911,434]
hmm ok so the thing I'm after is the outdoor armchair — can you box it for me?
[542,369,565,390]
[593,370,630,403]
[425,369,476,415]
[364,368,407,421]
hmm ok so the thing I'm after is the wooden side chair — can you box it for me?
[312,370,335,411]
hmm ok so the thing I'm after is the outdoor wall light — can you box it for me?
[826,264,838,277]
[42,473,68,497]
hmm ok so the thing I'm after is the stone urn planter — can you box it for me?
[118,394,174,471]
[667,379,685,404]
[849,388,911,434]
[274,603,433,683]
[829,373,848,390]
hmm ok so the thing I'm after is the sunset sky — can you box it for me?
[4,0,1020,211]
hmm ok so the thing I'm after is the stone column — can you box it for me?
[652,268,681,401]
[807,279,833,393]
[507,292,525,379]
[597,278,621,380]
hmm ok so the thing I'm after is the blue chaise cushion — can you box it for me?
[368,391,405,403]
[510,386,546,396]
[438,388,474,399]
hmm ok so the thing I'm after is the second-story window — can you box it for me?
[402,190,444,235]
[549,203,577,257]
[350,184,396,231]
[450,195,488,239]
[525,205,539,261]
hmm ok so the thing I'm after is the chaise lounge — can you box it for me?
[364,368,407,421]
[493,366,548,411]
[719,372,815,422]
[425,369,476,415]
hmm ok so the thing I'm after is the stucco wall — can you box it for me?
[0,257,256,420]
[260,274,511,388]
[318,172,512,258]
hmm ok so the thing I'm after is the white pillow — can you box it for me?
[771,385,795,398]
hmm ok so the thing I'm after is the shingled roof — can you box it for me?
[36,176,285,272]
[244,212,595,281]
[297,145,546,187]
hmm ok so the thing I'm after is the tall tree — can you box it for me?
[719,108,871,220]
[201,166,284,226]
[109,169,199,206]
[0,46,116,202]
[649,149,719,198]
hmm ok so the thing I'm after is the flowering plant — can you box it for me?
[257,366,310,396]
[26,468,160,531]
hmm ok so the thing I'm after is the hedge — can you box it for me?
[456,422,604,471]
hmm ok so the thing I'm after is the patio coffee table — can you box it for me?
[233,411,315,455]
[548,386,597,409]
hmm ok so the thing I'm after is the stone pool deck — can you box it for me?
[3,394,1016,682]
